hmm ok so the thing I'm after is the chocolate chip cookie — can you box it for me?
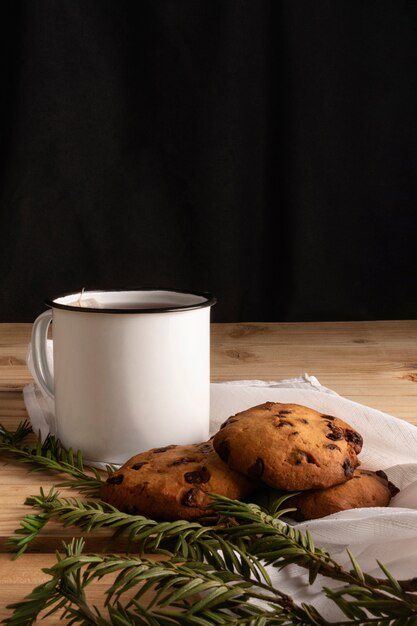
[287,469,399,521]
[212,402,363,490]
[99,441,256,521]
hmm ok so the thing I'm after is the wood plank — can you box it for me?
[0,324,33,390]
[210,321,417,423]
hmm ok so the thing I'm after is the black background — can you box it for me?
[1,0,416,322]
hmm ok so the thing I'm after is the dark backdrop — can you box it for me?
[1,0,416,322]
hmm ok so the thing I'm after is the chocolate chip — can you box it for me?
[182,488,201,507]
[122,504,139,515]
[345,430,363,451]
[299,418,309,424]
[247,457,264,478]
[154,445,177,454]
[289,431,300,436]
[342,459,354,477]
[216,439,230,462]
[107,474,124,485]
[374,471,400,496]
[326,444,341,451]
[388,481,400,497]
[326,427,343,441]
[131,462,148,471]
[184,466,211,484]
[278,410,291,415]
[276,420,294,428]
[290,451,317,466]
[290,452,304,465]
[321,414,335,421]
[170,457,196,466]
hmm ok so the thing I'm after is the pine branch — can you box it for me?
[9,490,417,623]
[0,420,33,446]
[3,538,329,626]
[210,496,417,612]
[8,490,272,587]
[0,422,107,494]
[7,490,207,558]
[2,540,110,626]
[5,536,417,626]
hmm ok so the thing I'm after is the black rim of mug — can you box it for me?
[44,288,217,314]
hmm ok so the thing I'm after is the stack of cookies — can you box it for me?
[100,402,399,521]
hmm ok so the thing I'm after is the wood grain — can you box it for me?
[0,320,416,619]
[211,321,417,424]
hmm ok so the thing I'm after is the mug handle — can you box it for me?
[31,310,55,399]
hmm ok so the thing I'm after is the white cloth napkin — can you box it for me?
[209,379,417,620]
[23,344,417,620]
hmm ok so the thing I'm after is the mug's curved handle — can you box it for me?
[31,310,55,399]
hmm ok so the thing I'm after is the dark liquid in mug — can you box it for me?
[111,301,179,309]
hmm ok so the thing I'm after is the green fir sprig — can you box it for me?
[0,421,109,494]
[3,538,326,626]
[1,421,417,626]
[0,420,33,446]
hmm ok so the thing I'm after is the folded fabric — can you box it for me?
[210,379,417,620]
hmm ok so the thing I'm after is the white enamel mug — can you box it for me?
[31,289,216,464]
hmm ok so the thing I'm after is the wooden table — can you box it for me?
[0,321,416,620]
